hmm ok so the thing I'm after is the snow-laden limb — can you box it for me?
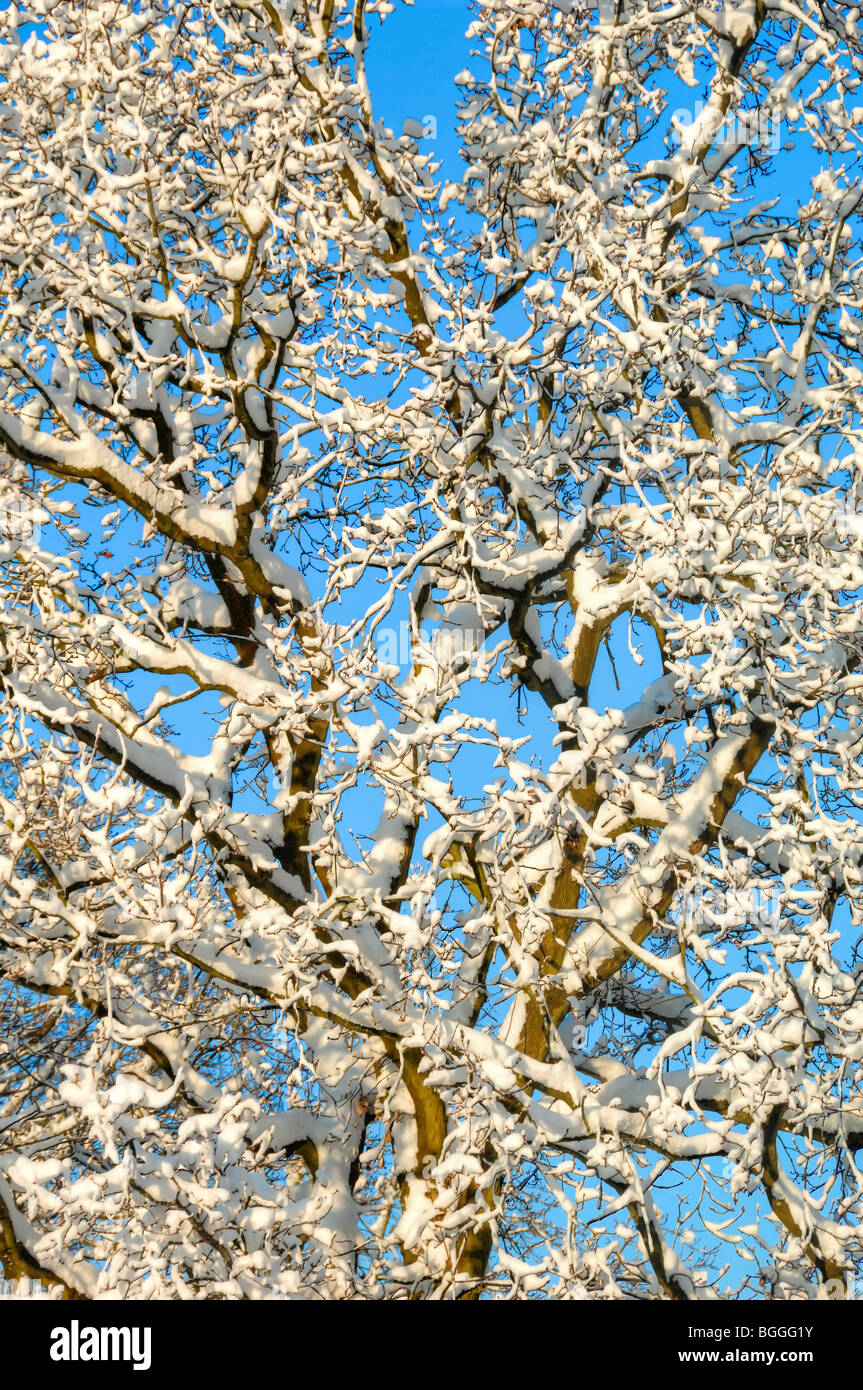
[0,0,862,1300]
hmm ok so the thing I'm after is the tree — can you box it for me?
[0,0,862,1302]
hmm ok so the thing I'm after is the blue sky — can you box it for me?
[366,1,470,179]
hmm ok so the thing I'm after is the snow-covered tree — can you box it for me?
[1,0,863,1301]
